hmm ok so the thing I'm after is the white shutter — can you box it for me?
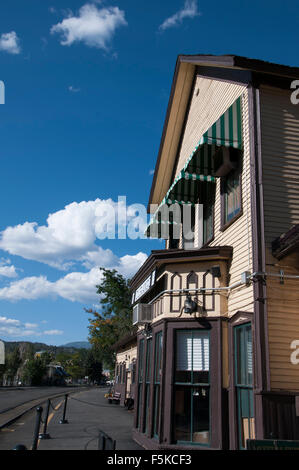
[176,332,192,371]
[247,336,253,375]
[176,331,210,371]
[193,331,209,371]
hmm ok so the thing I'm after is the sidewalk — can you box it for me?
[37,387,142,450]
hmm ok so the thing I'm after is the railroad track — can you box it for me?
[0,387,90,430]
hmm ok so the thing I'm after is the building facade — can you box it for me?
[113,333,137,407]
[130,55,299,450]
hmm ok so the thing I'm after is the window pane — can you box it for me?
[138,339,144,382]
[175,330,210,383]
[146,339,152,382]
[203,184,215,244]
[143,384,150,434]
[193,332,209,371]
[192,387,210,444]
[137,384,143,430]
[235,325,253,386]
[224,167,241,223]
[154,332,163,383]
[174,386,191,442]
[176,332,192,371]
[153,384,160,437]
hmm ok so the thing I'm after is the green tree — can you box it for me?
[22,358,47,386]
[86,268,134,369]
[5,347,22,384]
[85,347,103,383]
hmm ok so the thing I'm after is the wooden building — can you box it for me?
[130,55,299,450]
[113,332,137,407]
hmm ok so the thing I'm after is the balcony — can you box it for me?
[130,246,233,322]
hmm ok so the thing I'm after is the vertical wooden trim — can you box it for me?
[202,269,215,311]
[170,272,182,312]
[248,85,270,441]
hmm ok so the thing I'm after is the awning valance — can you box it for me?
[146,96,243,238]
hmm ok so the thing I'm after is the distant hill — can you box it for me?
[3,340,91,355]
[60,341,91,350]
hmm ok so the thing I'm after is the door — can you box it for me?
[234,323,255,449]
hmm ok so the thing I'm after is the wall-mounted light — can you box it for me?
[141,323,152,339]
[210,266,221,278]
[184,294,197,314]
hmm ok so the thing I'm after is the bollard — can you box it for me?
[98,430,116,450]
[32,406,43,451]
[59,394,69,424]
[39,399,51,439]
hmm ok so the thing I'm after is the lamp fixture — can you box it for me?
[141,323,152,339]
[210,266,221,278]
[184,294,197,314]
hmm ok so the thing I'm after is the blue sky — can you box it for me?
[0,0,298,345]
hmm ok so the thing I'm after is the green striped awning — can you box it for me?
[146,96,243,238]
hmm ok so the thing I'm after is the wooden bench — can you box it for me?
[108,392,121,404]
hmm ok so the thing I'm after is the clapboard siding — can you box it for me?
[259,86,299,391]
[260,86,299,264]
[266,276,299,390]
[171,82,254,318]
[209,90,254,317]
[175,77,247,178]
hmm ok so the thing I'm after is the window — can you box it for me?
[115,364,120,384]
[153,332,163,438]
[203,184,215,244]
[235,323,254,449]
[222,165,241,226]
[174,330,210,445]
[143,338,152,434]
[182,205,195,249]
[131,360,136,384]
[136,339,145,430]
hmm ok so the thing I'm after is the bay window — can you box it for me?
[174,330,210,445]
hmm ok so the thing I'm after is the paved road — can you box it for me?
[0,387,142,450]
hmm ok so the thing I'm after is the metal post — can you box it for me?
[39,399,51,439]
[59,394,69,424]
[32,406,43,450]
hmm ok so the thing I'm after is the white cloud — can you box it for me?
[0,198,131,270]
[0,31,21,54]
[0,316,20,326]
[51,3,127,50]
[0,252,147,304]
[0,316,63,338]
[159,0,200,31]
[44,329,63,336]
[0,260,18,278]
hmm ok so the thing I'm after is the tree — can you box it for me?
[86,268,134,370]
[85,347,103,383]
[22,357,47,386]
[5,347,22,384]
